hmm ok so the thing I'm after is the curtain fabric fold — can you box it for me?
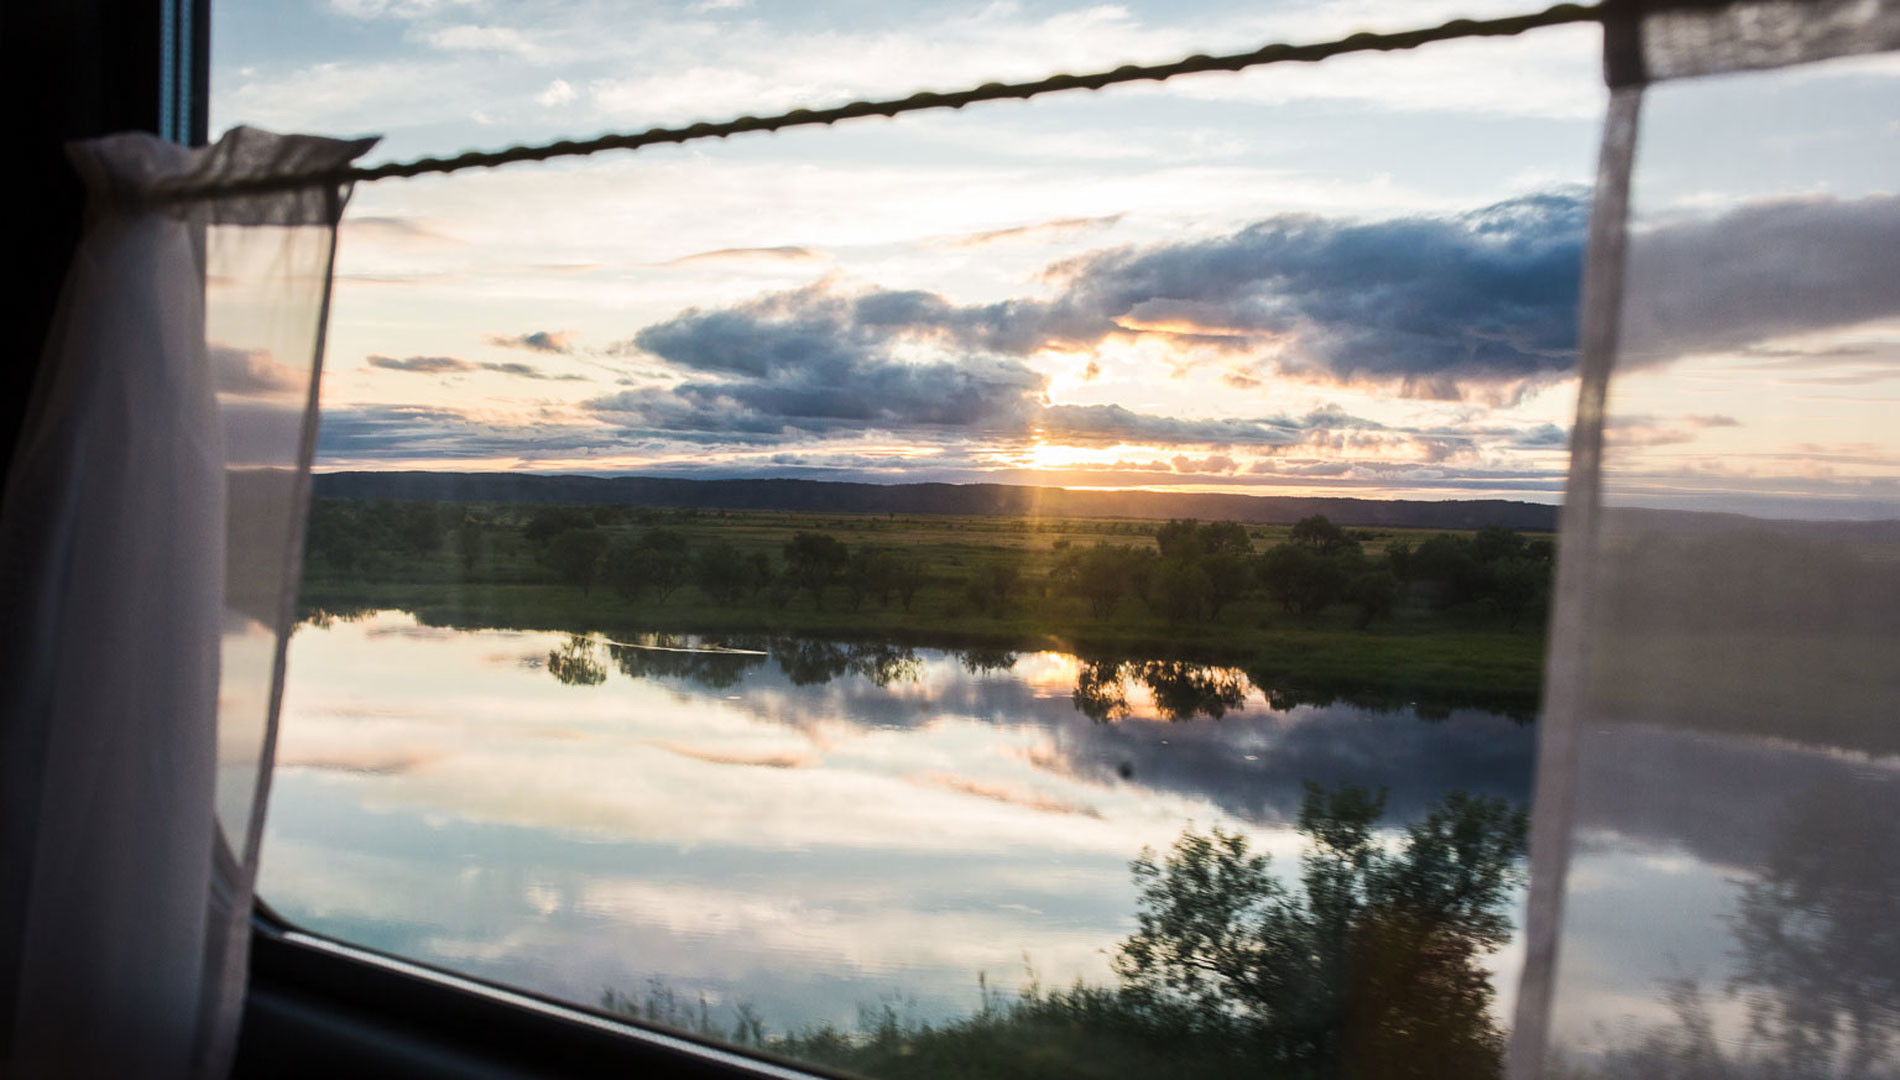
[1511,2,1900,1077]
[1,126,372,1079]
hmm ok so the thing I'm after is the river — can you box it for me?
[260,610,1542,1040]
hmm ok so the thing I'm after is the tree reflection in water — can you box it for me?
[546,634,606,686]
[1073,659,1132,721]
[1573,780,1899,1079]
[959,649,1020,675]
[516,626,1534,1074]
[772,640,923,688]
[607,636,764,690]
[1732,781,1900,1077]
[533,628,1529,723]
[1072,659,1251,722]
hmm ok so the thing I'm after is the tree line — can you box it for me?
[1050,515,1552,630]
[302,499,1555,633]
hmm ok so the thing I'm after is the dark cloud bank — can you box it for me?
[594,189,1594,446]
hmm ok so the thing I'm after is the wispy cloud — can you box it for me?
[479,361,590,382]
[423,24,542,60]
[367,354,473,373]
[935,215,1124,249]
[906,772,1102,818]
[486,330,575,354]
[664,245,824,267]
[647,740,814,769]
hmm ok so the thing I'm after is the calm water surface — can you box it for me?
[262,610,1541,1034]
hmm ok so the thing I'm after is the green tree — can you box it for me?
[1201,552,1252,620]
[1155,519,1205,560]
[1410,534,1481,608]
[891,554,925,612]
[635,528,692,602]
[524,505,595,546]
[1199,521,1254,558]
[783,532,849,609]
[1488,557,1548,630]
[455,515,486,577]
[543,528,608,595]
[1470,525,1525,565]
[1290,515,1353,554]
[1348,569,1399,629]
[399,502,446,556]
[1150,558,1213,624]
[1384,538,1414,584]
[693,540,760,606]
[964,562,1022,618]
[1057,544,1156,619]
[603,529,693,603]
[846,545,902,612]
[1259,543,1348,617]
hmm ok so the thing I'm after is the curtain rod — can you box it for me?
[161,1,1604,202]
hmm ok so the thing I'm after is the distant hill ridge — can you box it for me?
[311,471,1561,531]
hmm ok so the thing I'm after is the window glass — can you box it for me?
[215,3,1609,1075]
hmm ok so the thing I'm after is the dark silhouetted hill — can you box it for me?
[310,472,1562,531]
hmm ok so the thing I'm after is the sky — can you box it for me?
[210,0,1900,510]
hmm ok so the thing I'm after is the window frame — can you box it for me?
[240,905,839,1079]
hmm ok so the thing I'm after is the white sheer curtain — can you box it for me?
[1,126,372,1079]
[1511,2,1900,1078]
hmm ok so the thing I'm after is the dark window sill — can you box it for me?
[238,913,838,1080]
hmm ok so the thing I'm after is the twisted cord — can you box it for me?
[163,1,1602,201]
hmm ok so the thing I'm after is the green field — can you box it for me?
[299,499,1552,715]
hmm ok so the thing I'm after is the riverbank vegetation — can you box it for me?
[299,498,1554,711]
[603,784,1529,1080]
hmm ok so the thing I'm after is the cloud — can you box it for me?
[597,283,1050,438]
[341,214,452,243]
[1037,404,1308,448]
[1042,190,1591,398]
[905,772,1101,819]
[1172,454,1239,475]
[609,192,1592,406]
[1604,413,1746,449]
[423,25,539,59]
[1621,194,1900,361]
[327,0,466,18]
[533,78,577,107]
[316,404,624,461]
[367,354,473,373]
[935,214,1124,249]
[665,245,822,266]
[647,740,813,769]
[486,331,574,354]
[479,361,589,382]
[211,344,306,396]
[607,192,1895,420]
